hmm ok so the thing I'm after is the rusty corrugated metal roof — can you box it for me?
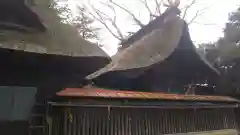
[56,88,239,102]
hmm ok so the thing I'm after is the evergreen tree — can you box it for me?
[213,7,240,95]
[218,7,240,61]
[199,7,240,64]
[224,7,240,43]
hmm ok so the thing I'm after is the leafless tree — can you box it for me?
[84,0,206,42]
[84,1,125,40]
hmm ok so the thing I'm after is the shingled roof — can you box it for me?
[86,7,219,89]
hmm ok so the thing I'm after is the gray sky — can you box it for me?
[68,0,239,56]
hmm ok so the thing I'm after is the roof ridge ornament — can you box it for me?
[164,0,180,8]
[163,0,181,24]
[162,0,181,19]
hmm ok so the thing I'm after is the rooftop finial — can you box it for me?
[164,0,180,8]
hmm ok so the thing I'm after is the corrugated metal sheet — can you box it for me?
[56,88,239,102]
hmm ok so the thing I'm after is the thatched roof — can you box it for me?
[0,0,109,57]
[120,7,181,49]
[87,17,183,79]
[0,0,111,87]
[86,7,219,86]
[0,0,46,32]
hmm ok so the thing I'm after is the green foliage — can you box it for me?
[220,7,240,61]
[228,7,240,23]
[198,42,219,64]
[201,7,240,95]
[200,6,240,63]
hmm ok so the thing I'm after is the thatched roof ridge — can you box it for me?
[86,7,219,82]
[86,15,184,80]
[120,7,181,48]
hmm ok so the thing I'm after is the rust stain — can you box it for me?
[56,88,239,102]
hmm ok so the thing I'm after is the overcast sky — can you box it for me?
[68,0,239,56]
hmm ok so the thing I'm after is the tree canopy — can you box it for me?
[200,6,240,95]
[199,7,240,65]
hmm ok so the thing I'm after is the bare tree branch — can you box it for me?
[100,2,117,22]
[139,0,155,21]
[109,0,145,28]
[154,0,163,16]
[182,0,197,19]
[99,3,121,34]
[86,4,124,40]
[139,0,152,14]
[187,7,207,24]
[81,0,203,43]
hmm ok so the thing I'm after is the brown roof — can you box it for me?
[120,7,181,48]
[86,15,185,80]
[86,13,219,81]
[57,88,238,102]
